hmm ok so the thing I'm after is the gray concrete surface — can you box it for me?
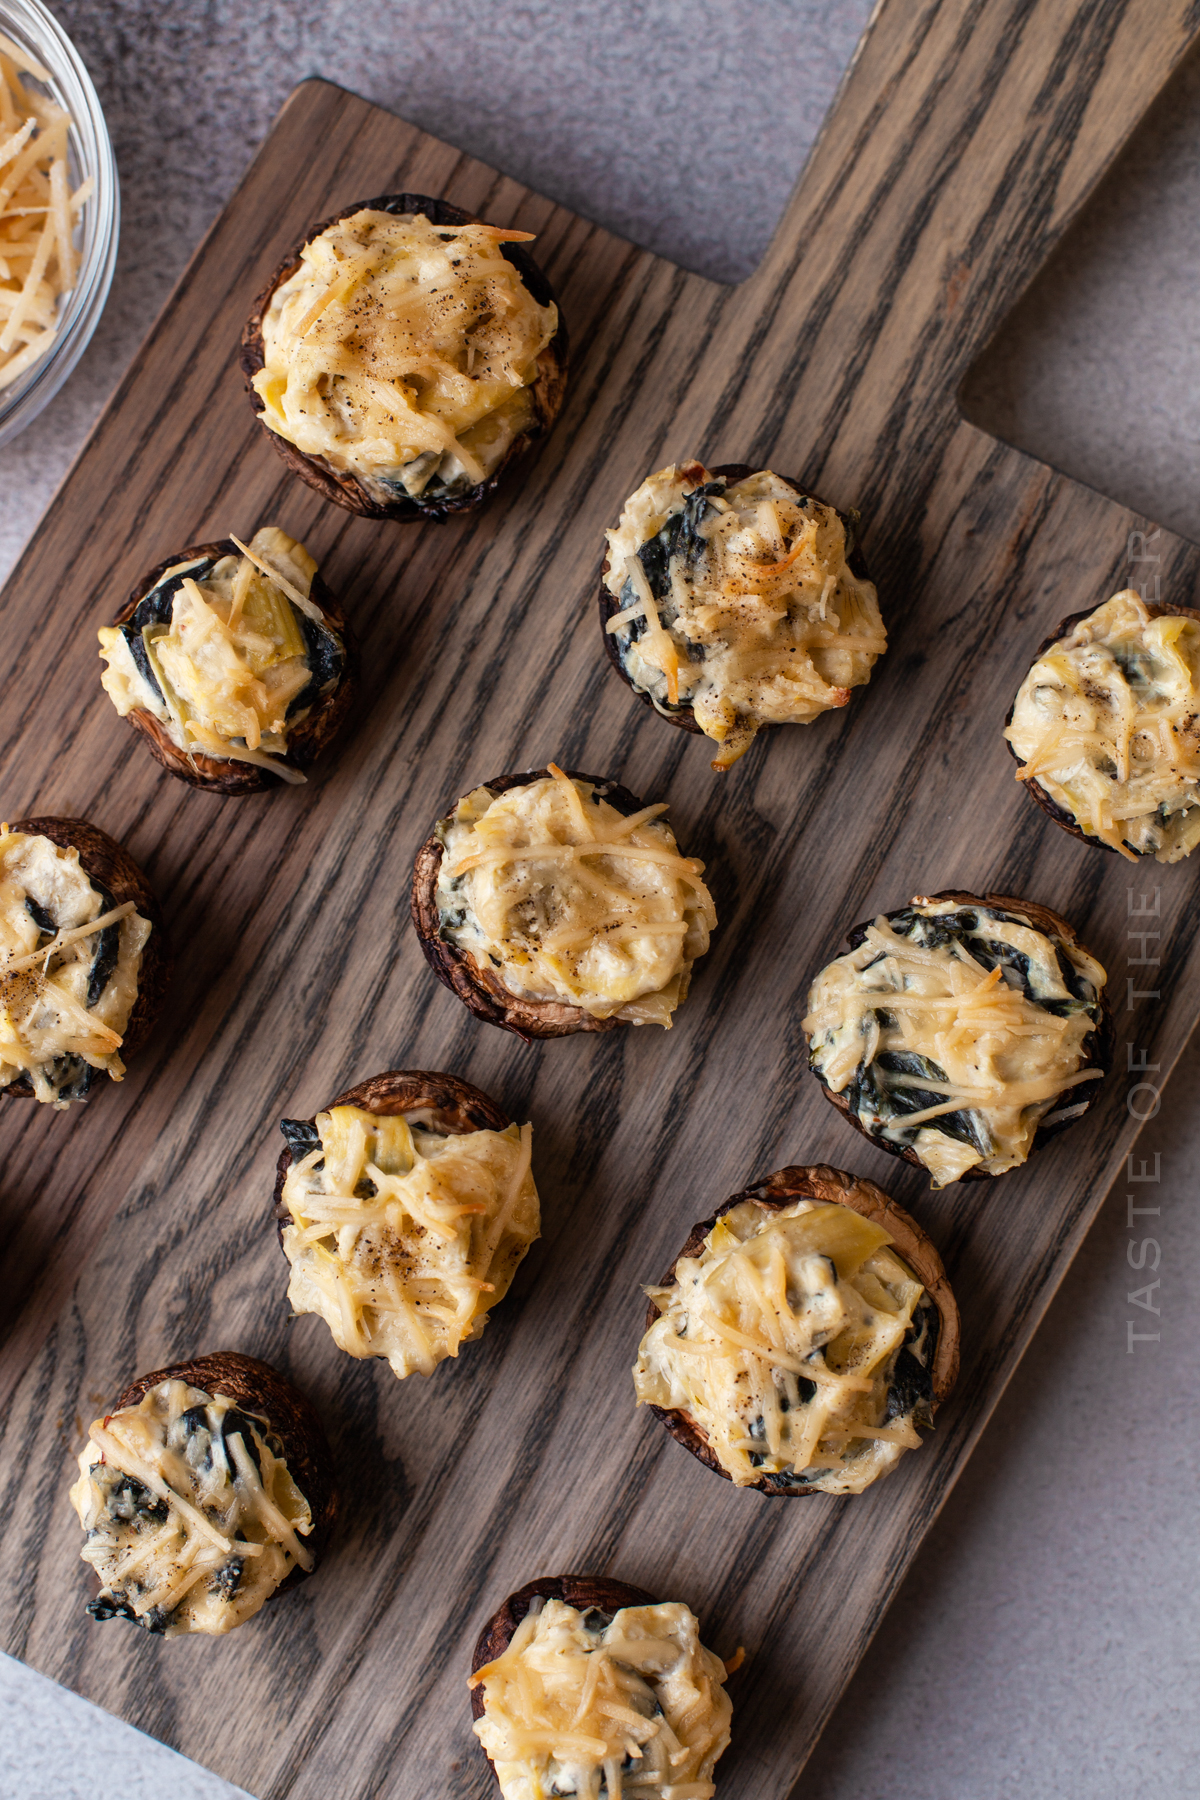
[961,36,1200,544]
[0,1656,249,1799]
[1,4,1198,1798]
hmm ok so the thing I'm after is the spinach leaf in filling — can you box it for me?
[17,868,123,1102]
[849,1049,992,1158]
[279,1117,322,1164]
[288,607,346,718]
[614,480,726,701]
[884,1294,938,1429]
[85,879,120,1009]
[121,556,217,702]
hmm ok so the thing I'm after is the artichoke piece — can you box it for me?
[239,573,309,663]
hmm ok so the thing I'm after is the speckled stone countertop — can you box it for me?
[2,6,1199,1797]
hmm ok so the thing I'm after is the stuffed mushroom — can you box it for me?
[98,526,353,793]
[469,1574,733,1800]
[411,763,716,1038]
[601,460,886,769]
[635,1164,958,1496]
[1005,588,1200,862]
[804,891,1111,1187]
[274,1069,539,1379]
[241,193,568,522]
[69,1351,336,1638]
[0,815,168,1107]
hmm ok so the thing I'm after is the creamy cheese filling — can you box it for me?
[804,900,1107,1186]
[69,1378,314,1638]
[98,526,342,785]
[603,463,886,768]
[435,765,716,1026]
[470,1597,732,1800]
[280,1103,539,1379]
[1005,589,1200,862]
[634,1200,935,1495]
[0,826,151,1107]
[252,210,558,502]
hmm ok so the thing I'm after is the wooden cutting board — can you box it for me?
[1,4,1197,1795]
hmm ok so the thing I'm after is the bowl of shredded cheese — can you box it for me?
[0,0,116,446]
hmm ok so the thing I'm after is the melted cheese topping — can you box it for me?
[280,1104,539,1378]
[1005,590,1200,862]
[98,526,337,785]
[0,35,94,393]
[804,900,1107,1187]
[604,463,886,768]
[252,210,558,504]
[470,1597,732,1800]
[435,766,716,1026]
[0,826,151,1106]
[69,1378,315,1637]
[635,1200,935,1494]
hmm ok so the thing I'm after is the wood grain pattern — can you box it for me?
[0,3,1198,1794]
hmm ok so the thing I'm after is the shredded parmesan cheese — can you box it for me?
[471,1598,732,1800]
[0,825,151,1106]
[0,36,93,392]
[252,210,557,505]
[435,768,716,1026]
[98,525,342,783]
[69,1378,315,1637]
[635,1200,935,1493]
[804,899,1107,1186]
[603,463,886,768]
[280,1105,539,1378]
[1005,590,1200,861]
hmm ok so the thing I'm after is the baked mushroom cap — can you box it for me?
[470,1575,660,1724]
[272,1067,512,1223]
[240,193,569,523]
[113,1350,337,1581]
[2,815,171,1101]
[811,889,1113,1181]
[1006,599,1200,855]
[410,768,666,1040]
[108,538,357,796]
[598,461,873,740]
[642,1163,959,1496]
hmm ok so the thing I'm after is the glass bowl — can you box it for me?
[0,0,117,449]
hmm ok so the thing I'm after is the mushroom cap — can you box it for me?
[111,1350,338,1587]
[109,538,357,796]
[240,193,569,523]
[811,889,1114,1181]
[272,1067,512,1227]
[597,462,872,738]
[470,1574,660,1724]
[410,768,657,1040]
[642,1162,959,1496]
[1006,599,1200,853]
[2,815,172,1100]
